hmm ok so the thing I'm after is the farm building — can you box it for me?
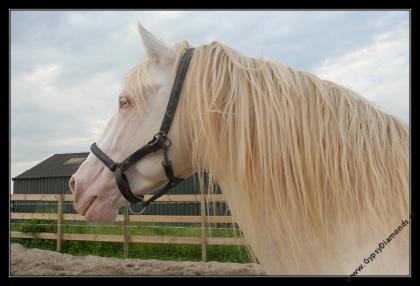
[12,152,229,216]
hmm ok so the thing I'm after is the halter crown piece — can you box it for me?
[90,48,195,214]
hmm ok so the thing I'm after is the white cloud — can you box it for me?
[313,25,409,123]
[11,59,122,184]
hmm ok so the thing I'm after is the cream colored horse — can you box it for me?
[70,24,409,275]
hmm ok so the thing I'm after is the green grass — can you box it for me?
[11,219,252,263]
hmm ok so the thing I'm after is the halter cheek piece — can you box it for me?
[90,48,195,213]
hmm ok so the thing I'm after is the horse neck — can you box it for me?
[196,150,409,275]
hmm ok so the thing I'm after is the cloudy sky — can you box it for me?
[10,10,409,190]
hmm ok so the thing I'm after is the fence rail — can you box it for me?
[10,194,246,261]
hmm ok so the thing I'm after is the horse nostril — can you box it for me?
[69,176,76,193]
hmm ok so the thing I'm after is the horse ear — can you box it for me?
[137,23,173,60]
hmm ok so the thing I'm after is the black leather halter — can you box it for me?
[90,48,194,210]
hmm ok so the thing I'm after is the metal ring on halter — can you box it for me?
[128,203,147,215]
[148,131,167,146]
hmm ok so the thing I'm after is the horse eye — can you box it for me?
[119,96,132,110]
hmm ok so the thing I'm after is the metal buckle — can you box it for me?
[148,131,172,149]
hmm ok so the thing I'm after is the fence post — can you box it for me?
[124,205,129,258]
[200,194,207,262]
[56,194,63,253]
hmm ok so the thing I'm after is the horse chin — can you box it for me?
[84,199,118,224]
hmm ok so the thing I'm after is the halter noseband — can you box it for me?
[90,48,195,211]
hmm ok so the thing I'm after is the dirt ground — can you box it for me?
[10,243,266,276]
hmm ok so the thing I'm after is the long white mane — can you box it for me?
[124,40,409,275]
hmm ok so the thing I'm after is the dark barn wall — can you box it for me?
[14,177,71,195]
[12,175,229,216]
[13,177,71,213]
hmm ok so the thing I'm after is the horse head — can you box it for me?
[69,24,193,223]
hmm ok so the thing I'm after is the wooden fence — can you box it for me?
[10,194,246,261]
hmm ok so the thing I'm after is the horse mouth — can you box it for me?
[78,196,97,216]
